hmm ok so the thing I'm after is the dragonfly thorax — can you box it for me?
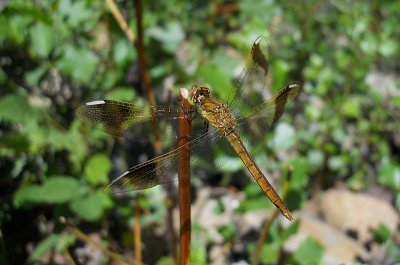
[187,85,211,106]
[187,85,238,134]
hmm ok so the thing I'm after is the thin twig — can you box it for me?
[252,165,293,265]
[66,223,130,265]
[133,0,166,263]
[178,89,192,265]
[63,248,76,265]
[106,0,135,43]
[134,195,142,264]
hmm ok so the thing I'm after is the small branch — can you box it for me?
[134,195,142,265]
[178,88,192,265]
[106,0,135,43]
[65,222,130,265]
[252,165,293,265]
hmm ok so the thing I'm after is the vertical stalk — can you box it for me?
[133,0,177,262]
[178,89,192,265]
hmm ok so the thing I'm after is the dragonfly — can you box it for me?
[77,37,300,221]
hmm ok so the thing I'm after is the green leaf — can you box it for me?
[293,237,324,265]
[0,94,37,123]
[148,21,184,53]
[373,223,392,243]
[280,219,300,241]
[56,46,99,84]
[272,59,290,91]
[289,157,309,190]
[106,87,135,102]
[378,157,400,191]
[341,97,361,118]
[196,61,231,100]
[259,242,280,264]
[29,234,61,262]
[84,154,111,185]
[69,190,107,221]
[13,184,43,207]
[218,224,237,241]
[156,257,175,265]
[29,22,54,57]
[270,122,296,151]
[25,65,48,86]
[41,176,82,203]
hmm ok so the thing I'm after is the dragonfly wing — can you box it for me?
[104,128,224,193]
[77,99,180,136]
[228,36,271,113]
[238,84,300,139]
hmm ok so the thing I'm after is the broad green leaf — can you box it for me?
[379,157,400,191]
[69,190,106,222]
[29,22,54,58]
[259,242,280,264]
[272,59,290,92]
[56,46,99,84]
[113,39,135,67]
[13,184,43,207]
[106,87,135,102]
[270,122,296,151]
[41,176,82,203]
[0,94,37,123]
[196,62,231,100]
[289,157,309,190]
[84,154,111,185]
[148,21,184,53]
[293,237,324,265]
[341,97,361,118]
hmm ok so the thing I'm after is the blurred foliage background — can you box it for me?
[1,0,399,264]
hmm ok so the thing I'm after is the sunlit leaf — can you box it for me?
[379,157,400,191]
[69,190,108,221]
[270,122,296,151]
[84,154,111,185]
[0,94,37,123]
[41,176,83,203]
[56,46,99,84]
[29,22,54,58]
[293,237,324,265]
[259,242,280,264]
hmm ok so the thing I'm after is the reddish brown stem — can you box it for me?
[133,0,177,262]
[178,89,192,265]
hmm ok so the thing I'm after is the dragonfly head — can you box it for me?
[187,85,211,106]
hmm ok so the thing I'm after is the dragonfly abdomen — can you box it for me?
[225,131,293,221]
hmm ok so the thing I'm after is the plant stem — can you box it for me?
[178,89,192,265]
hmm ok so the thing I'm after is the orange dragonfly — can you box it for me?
[77,37,300,220]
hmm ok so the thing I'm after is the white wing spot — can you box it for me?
[86,100,106,106]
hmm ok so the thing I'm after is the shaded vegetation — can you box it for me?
[1,0,399,264]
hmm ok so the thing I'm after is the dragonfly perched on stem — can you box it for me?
[77,37,300,221]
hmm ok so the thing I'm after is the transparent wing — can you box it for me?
[237,84,301,139]
[76,99,181,136]
[104,128,223,193]
[227,36,271,114]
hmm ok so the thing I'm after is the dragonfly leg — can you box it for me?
[202,122,209,134]
[178,101,197,121]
